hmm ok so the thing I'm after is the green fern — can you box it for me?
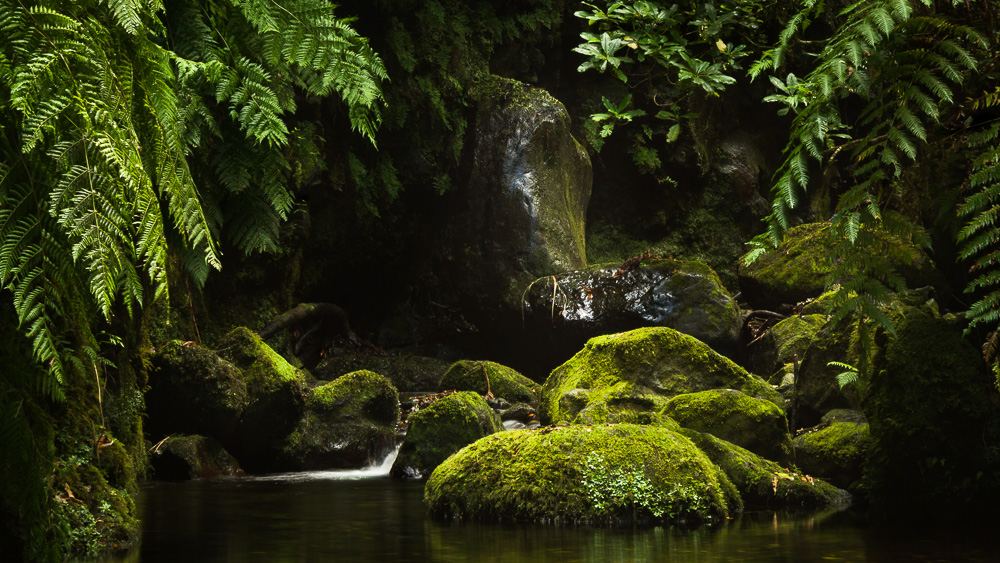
[751,1,986,334]
[0,1,387,557]
[958,122,1000,333]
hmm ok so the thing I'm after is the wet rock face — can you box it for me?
[150,435,244,481]
[522,259,742,359]
[445,76,592,324]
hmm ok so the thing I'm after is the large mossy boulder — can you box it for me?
[540,327,780,425]
[864,303,998,522]
[793,422,871,489]
[390,391,501,479]
[522,259,742,358]
[216,327,309,471]
[438,360,537,404]
[280,370,400,470]
[149,435,244,481]
[664,389,794,466]
[738,222,944,310]
[146,340,249,443]
[314,351,450,392]
[425,424,735,524]
[681,429,850,509]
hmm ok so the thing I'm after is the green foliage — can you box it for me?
[0,0,385,557]
[958,122,1000,333]
[0,0,385,403]
[572,1,758,174]
[749,0,996,337]
[828,360,859,391]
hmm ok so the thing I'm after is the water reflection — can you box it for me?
[100,473,994,562]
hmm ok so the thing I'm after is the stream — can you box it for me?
[95,450,996,562]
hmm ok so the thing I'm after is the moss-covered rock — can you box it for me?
[540,327,780,425]
[793,422,871,489]
[425,424,733,524]
[738,222,944,311]
[149,435,244,481]
[51,461,139,556]
[665,389,794,466]
[681,429,850,509]
[751,314,827,383]
[738,223,833,310]
[215,327,309,471]
[791,318,860,429]
[521,259,742,358]
[864,303,998,522]
[280,370,400,470]
[146,340,249,445]
[438,360,537,404]
[314,350,451,391]
[390,391,501,479]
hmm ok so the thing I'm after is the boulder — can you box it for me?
[665,389,794,466]
[681,429,850,509]
[390,391,501,479]
[751,314,827,383]
[441,76,592,320]
[425,424,736,524]
[145,340,248,444]
[149,435,244,481]
[864,302,998,521]
[789,318,859,429]
[216,327,310,471]
[738,222,945,311]
[540,327,780,425]
[280,370,400,470]
[437,360,537,404]
[521,259,742,358]
[314,350,450,392]
[793,422,871,489]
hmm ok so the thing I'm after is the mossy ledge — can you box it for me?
[425,424,732,525]
[540,327,780,424]
[438,360,538,404]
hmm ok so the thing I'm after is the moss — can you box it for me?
[664,389,794,466]
[280,370,400,470]
[217,327,306,395]
[146,340,249,442]
[308,370,401,426]
[214,328,309,471]
[391,391,500,479]
[438,360,537,404]
[540,327,780,424]
[150,435,243,481]
[793,422,871,489]
[739,223,833,310]
[863,303,997,521]
[681,429,850,509]
[314,351,450,391]
[754,314,827,382]
[51,462,139,556]
[425,424,732,524]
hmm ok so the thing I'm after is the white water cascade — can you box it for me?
[250,445,401,482]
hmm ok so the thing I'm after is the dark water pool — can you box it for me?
[104,467,995,562]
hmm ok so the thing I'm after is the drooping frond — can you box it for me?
[958,122,1000,333]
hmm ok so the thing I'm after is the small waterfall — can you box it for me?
[251,445,401,482]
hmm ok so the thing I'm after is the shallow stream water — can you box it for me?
[102,452,994,562]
